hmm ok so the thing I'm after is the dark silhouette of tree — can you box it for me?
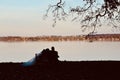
[45,0,120,34]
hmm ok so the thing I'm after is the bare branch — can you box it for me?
[45,0,120,33]
[44,0,67,27]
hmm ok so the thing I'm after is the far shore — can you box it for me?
[0,34,120,42]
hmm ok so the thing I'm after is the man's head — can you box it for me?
[51,46,55,51]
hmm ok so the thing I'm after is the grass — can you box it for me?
[0,61,120,80]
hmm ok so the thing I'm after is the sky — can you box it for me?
[0,0,120,62]
[0,0,119,36]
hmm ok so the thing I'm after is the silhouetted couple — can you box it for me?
[36,46,59,64]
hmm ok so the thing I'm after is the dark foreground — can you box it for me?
[0,61,120,80]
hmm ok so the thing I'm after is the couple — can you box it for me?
[36,46,59,63]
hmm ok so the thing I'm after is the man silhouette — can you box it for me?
[50,46,59,63]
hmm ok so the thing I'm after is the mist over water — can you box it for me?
[0,41,120,62]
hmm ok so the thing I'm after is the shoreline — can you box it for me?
[0,34,120,42]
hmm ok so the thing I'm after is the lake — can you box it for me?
[0,41,120,62]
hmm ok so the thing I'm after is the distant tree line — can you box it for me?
[0,34,120,42]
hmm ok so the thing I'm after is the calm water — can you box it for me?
[0,41,120,62]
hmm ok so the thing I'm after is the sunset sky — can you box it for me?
[0,0,119,36]
[0,0,120,62]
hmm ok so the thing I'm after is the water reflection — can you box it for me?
[0,41,120,62]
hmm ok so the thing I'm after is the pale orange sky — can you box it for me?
[0,0,119,36]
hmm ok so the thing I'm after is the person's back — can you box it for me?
[37,48,50,63]
[50,47,59,63]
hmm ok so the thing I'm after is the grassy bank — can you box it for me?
[0,61,120,80]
